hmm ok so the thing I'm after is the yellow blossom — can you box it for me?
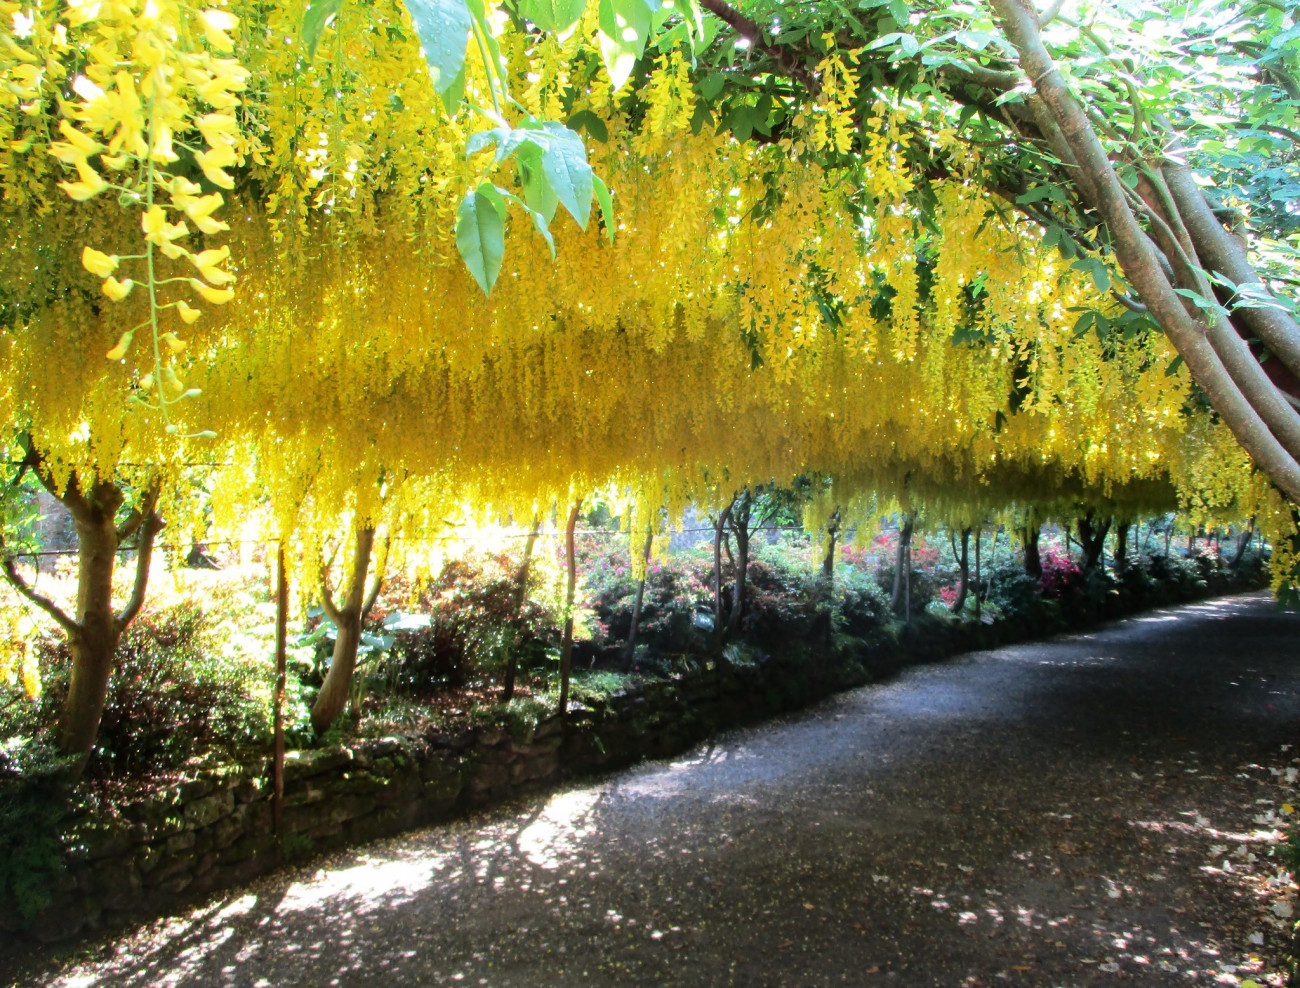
[81,246,118,278]
[101,275,133,301]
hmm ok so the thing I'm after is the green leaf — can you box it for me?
[888,0,909,27]
[698,72,727,101]
[593,173,615,244]
[519,0,587,32]
[1070,256,1110,293]
[438,63,467,114]
[456,187,506,294]
[520,155,560,224]
[566,109,609,142]
[1165,354,1184,377]
[598,0,653,92]
[537,121,593,229]
[302,0,345,59]
[402,0,474,96]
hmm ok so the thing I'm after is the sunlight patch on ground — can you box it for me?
[277,856,440,915]
[517,787,601,869]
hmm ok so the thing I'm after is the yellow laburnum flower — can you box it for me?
[58,157,108,200]
[162,332,187,354]
[105,329,133,360]
[199,9,238,53]
[190,278,234,304]
[101,276,133,301]
[138,372,154,391]
[191,246,230,268]
[81,246,118,278]
[182,191,223,219]
[200,266,234,285]
[176,300,201,324]
[193,214,230,235]
[141,204,166,238]
[58,118,102,155]
[170,175,203,197]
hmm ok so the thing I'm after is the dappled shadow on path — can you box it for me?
[20,592,1300,987]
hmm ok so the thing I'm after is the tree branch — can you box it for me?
[115,485,163,631]
[318,552,343,627]
[0,547,79,636]
[991,0,1300,502]
[361,534,390,620]
[696,0,816,89]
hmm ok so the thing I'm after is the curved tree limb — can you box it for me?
[114,484,164,632]
[0,550,80,636]
[991,0,1300,502]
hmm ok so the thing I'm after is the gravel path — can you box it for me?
[14,592,1300,987]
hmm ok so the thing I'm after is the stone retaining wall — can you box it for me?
[3,575,1264,943]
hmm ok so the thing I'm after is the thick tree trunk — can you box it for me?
[557,500,581,722]
[1114,521,1131,574]
[973,528,981,623]
[890,515,914,616]
[711,501,733,639]
[950,527,971,614]
[1021,524,1042,579]
[1076,514,1111,571]
[624,528,653,668]
[822,510,841,579]
[58,494,122,758]
[725,495,753,641]
[503,516,541,700]
[0,465,163,770]
[1230,519,1255,569]
[311,524,378,734]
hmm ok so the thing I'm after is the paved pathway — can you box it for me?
[17,593,1300,986]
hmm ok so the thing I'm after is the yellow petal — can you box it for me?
[161,332,187,354]
[176,301,201,324]
[199,265,234,285]
[190,279,234,304]
[138,372,154,391]
[101,276,133,301]
[193,214,230,235]
[191,246,230,268]
[58,118,102,155]
[105,329,133,360]
[199,9,238,52]
[81,246,118,278]
[141,204,166,238]
[182,192,224,220]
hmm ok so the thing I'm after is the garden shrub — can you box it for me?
[62,598,271,775]
[381,551,561,695]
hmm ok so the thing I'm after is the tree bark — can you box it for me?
[725,492,753,641]
[1076,513,1111,571]
[890,514,914,616]
[311,523,383,734]
[1021,524,1042,579]
[950,527,971,614]
[557,499,581,722]
[711,499,734,640]
[624,527,653,668]
[1230,519,1255,569]
[503,515,541,700]
[822,509,841,579]
[1114,521,1131,574]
